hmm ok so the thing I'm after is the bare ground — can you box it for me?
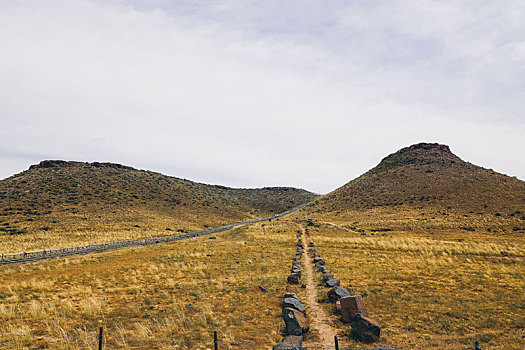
[299,224,338,348]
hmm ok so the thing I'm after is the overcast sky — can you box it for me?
[1,1,524,193]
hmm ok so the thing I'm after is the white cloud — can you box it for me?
[0,0,524,193]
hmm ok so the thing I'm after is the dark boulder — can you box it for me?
[287,274,301,284]
[328,286,350,303]
[283,307,310,336]
[351,313,381,342]
[317,266,327,273]
[314,259,325,266]
[322,272,333,282]
[325,278,340,287]
[341,295,368,323]
[283,297,306,314]
[284,292,298,300]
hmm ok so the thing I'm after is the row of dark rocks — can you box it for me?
[274,230,309,350]
[287,230,304,285]
[309,243,382,343]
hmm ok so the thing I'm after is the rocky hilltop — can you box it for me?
[304,143,525,231]
[374,143,462,171]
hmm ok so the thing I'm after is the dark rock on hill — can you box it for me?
[373,143,462,171]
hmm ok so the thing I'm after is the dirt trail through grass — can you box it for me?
[299,224,338,347]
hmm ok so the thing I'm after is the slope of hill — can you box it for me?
[304,143,525,232]
[0,160,316,251]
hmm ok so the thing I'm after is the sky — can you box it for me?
[1,0,524,194]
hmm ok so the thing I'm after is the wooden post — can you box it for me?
[98,327,103,350]
[214,330,218,350]
[334,335,339,350]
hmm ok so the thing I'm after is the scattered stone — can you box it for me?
[314,258,325,266]
[283,297,306,313]
[317,266,327,273]
[325,278,340,287]
[273,335,303,350]
[351,313,381,342]
[258,284,268,293]
[308,242,314,247]
[284,292,298,300]
[287,274,301,284]
[322,272,333,282]
[291,268,301,275]
[341,295,369,322]
[283,307,310,335]
[328,286,350,303]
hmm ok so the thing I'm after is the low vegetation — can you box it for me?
[305,143,525,233]
[0,221,299,349]
[306,222,525,349]
[0,161,315,252]
[1,144,524,349]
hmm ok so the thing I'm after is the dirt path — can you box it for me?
[299,224,338,347]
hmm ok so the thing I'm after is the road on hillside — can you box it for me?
[0,203,310,266]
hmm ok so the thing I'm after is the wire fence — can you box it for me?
[0,204,310,266]
[0,330,377,350]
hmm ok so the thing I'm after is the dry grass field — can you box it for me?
[0,221,300,349]
[304,220,525,349]
[1,212,524,349]
[0,211,231,255]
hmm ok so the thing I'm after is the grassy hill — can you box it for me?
[0,160,316,252]
[304,143,525,233]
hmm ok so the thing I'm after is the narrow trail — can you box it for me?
[299,224,338,347]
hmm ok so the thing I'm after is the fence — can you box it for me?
[0,203,310,266]
[0,329,371,349]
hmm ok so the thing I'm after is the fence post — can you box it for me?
[334,335,339,350]
[214,330,218,350]
[98,327,103,350]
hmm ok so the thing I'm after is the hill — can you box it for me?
[0,160,316,251]
[304,143,525,232]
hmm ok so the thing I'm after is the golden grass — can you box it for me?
[2,209,523,349]
[304,223,525,349]
[305,207,525,234]
[0,220,300,349]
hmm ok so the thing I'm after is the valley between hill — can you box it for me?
[0,143,524,349]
